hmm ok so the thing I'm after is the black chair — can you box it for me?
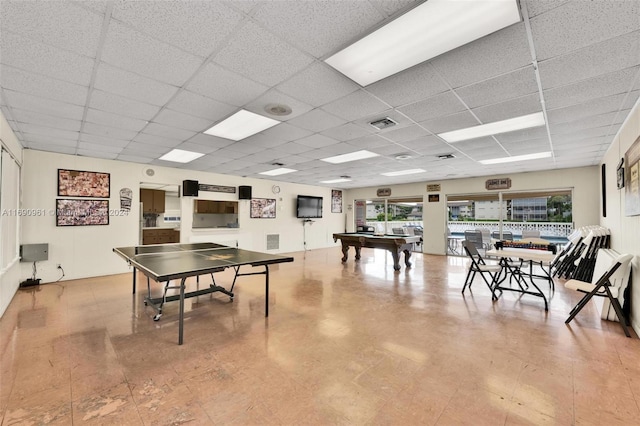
[461,240,502,300]
[491,230,514,241]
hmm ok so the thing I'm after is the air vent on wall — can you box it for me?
[369,117,397,130]
[143,168,155,177]
[437,154,456,160]
[266,234,280,250]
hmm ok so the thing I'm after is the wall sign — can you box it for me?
[199,184,236,193]
[485,178,511,190]
[624,135,640,216]
[331,190,342,213]
[377,188,391,197]
[119,188,132,211]
[617,158,625,189]
[427,184,441,192]
[428,194,440,202]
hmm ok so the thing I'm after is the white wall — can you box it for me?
[601,97,640,332]
[20,149,345,283]
[346,166,600,255]
[0,111,23,317]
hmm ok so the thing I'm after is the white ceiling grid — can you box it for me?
[0,0,639,188]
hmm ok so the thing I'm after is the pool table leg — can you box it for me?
[403,248,412,268]
[391,250,401,271]
[340,244,349,262]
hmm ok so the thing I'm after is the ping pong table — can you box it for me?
[113,242,294,345]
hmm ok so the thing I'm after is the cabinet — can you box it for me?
[194,200,237,214]
[140,189,165,213]
[142,229,180,245]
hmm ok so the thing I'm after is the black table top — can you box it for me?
[114,243,293,282]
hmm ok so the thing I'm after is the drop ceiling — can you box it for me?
[1,0,638,189]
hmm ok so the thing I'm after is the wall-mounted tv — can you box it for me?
[297,195,323,218]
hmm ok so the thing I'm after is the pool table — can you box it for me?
[332,233,421,271]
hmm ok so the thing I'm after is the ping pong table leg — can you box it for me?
[265,266,269,317]
[179,277,186,345]
[132,267,137,294]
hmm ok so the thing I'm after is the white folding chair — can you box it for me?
[564,253,634,337]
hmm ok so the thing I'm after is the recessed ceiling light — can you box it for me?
[394,153,413,160]
[321,150,379,164]
[479,151,552,165]
[158,149,204,163]
[321,178,352,184]
[259,167,297,176]
[381,168,426,177]
[438,112,545,143]
[203,109,280,141]
[264,104,292,116]
[325,0,520,86]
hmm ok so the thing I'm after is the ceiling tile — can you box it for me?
[320,123,372,141]
[89,89,160,121]
[1,90,85,121]
[82,122,138,141]
[85,109,148,132]
[472,94,543,123]
[213,20,314,86]
[143,122,196,141]
[11,108,81,132]
[431,23,532,89]
[102,20,204,86]
[78,141,126,154]
[115,154,154,164]
[369,0,419,17]
[122,141,170,156]
[259,122,313,142]
[295,134,340,148]
[276,62,359,108]
[397,91,466,122]
[174,141,218,155]
[544,66,639,110]
[531,0,640,60]
[187,133,237,149]
[547,91,639,124]
[251,0,384,58]
[24,141,77,155]
[321,90,390,121]
[112,1,243,57]
[237,133,288,149]
[455,66,539,109]
[77,149,119,160]
[381,125,429,144]
[94,63,178,106]
[19,124,78,141]
[166,90,235,121]
[134,133,184,148]
[22,132,77,147]
[549,110,628,135]
[0,0,103,56]
[494,127,548,144]
[187,62,268,107]
[345,135,393,150]
[1,65,88,105]
[287,109,346,133]
[367,62,449,107]
[0,32,95,86]
[80,134,130,148]
[538,31,640,89]
[420,111,480,134]
[270,142,316,155]
[153,109,213,132]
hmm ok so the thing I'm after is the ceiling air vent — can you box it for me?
[437,154,456,160]
[369,117,397,130]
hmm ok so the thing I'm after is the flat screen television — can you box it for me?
[297,195,323,218]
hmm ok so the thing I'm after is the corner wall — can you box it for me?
[0,111,23,317]
[600,96,640,332]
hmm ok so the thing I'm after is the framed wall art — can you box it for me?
[56,199,109,226]
[58,169,110,198]
[331,190,342,213]
[625,135,640,216]
[250,198,276,219]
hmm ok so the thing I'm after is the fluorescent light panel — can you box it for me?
[204,109,280,141]
[438,112,545,143]
[259,167,297,176]
[158,149,204,163]
[321,178,352,184]
[325,0,521,86]
[321,150,379,164]
[479,151,552,165]
[381,168,426,177]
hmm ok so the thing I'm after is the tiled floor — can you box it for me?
[1,247,639,425]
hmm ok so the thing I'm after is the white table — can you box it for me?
[486,248,556,311]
